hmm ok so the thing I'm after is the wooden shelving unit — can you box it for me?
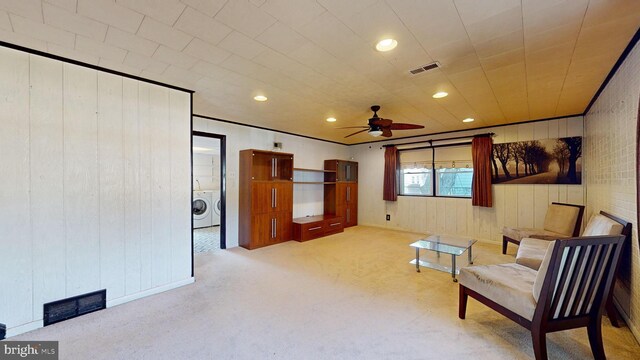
[293,168,336,173]
[293,181,336,184]
[324,160,358,228]
[239,149,293,250]
[293,168,336,185]
[293,214,344,241]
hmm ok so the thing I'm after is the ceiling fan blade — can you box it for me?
[337,126,369,129]
[389,123,425,130]
[344,129,369,138]
[382,128,393,137]
[370,118,392,127]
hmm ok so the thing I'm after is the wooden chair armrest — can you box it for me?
[529,234,570,241]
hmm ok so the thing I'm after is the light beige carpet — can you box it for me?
[8,226,640,359]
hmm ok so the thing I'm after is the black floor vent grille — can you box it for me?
[43,289,106,326]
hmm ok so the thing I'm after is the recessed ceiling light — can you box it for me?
[375,38,398,52]
[432,91,448,99]
[463,118,474,123]
[326,117,337,122]
[254,95,267,102]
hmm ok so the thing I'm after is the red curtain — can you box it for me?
[471,136,493,207]
[383,146,398,201]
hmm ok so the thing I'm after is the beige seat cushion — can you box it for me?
[459,263,538,320]
[583,214,624,236]
[516,238,552,270]
[533,241,557,301]
[543,204,580,235]
[502,227,567,242]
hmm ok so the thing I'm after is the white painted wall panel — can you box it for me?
[0,48,192,336]
[150,86,172,287]
[193,153,219,191]
[138,82,153,291]
[123,78,141,295]
[0,47,32,327]
[547,119,559,139]
[30,55,65,319]
[170,90,192,281]
[64,63,100,297]
[533,185,549,229]
[98,72,125,301]
[492,185,505,239]
[426,198,437,231]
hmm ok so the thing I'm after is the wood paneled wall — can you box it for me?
[0,47,192,336]
[351,116,585,243]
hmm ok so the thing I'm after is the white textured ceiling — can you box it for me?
[1,0,639,144]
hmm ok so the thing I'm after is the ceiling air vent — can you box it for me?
[409,61,440,75]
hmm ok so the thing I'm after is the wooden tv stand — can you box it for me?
[292,215,344,241]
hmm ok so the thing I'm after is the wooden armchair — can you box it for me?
[516,211,632,327]
[459,235,626,360]
[502,202,585,254]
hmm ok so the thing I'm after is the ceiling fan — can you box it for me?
[340,105,425,138]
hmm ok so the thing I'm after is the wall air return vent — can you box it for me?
[43,289,106,326]
[409,61,441,75]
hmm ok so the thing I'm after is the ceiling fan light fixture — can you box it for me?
[432,91,448,99]
[369,129,383,137]
[326,117,336,122]
[375,38,398,52]
[254,95,268,102]
[463,118,474,123]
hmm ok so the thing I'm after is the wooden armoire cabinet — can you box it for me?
[324,160,358,228]
[239,149,293,249]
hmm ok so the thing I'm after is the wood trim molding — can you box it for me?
[0,40,194,94]
[584,27,640,115]
[192,131,227,252]
[193,113,347,146]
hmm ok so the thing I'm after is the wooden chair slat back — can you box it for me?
[538,236,625,323]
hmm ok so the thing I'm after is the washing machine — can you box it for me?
[193,190,213,228]
[212,190,221,226]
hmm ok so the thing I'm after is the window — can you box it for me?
[437,167,473,197]
[401,166,432,195]
[398,145,473,198]
[399,148,432,195]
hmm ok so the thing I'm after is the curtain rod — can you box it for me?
[382,132,494,148]
[398,141,472,152]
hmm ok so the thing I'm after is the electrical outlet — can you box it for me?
[386,214,390,221]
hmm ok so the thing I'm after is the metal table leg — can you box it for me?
[468,241,474,264]
[415,247,420,272]
[451,254,457,282]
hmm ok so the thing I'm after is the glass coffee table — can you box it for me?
[410,234,477,282]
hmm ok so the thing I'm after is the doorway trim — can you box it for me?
[191,131,227,274]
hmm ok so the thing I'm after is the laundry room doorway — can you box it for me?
[192,132,226,259]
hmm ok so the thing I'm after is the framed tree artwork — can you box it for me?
[491,136,582,184]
